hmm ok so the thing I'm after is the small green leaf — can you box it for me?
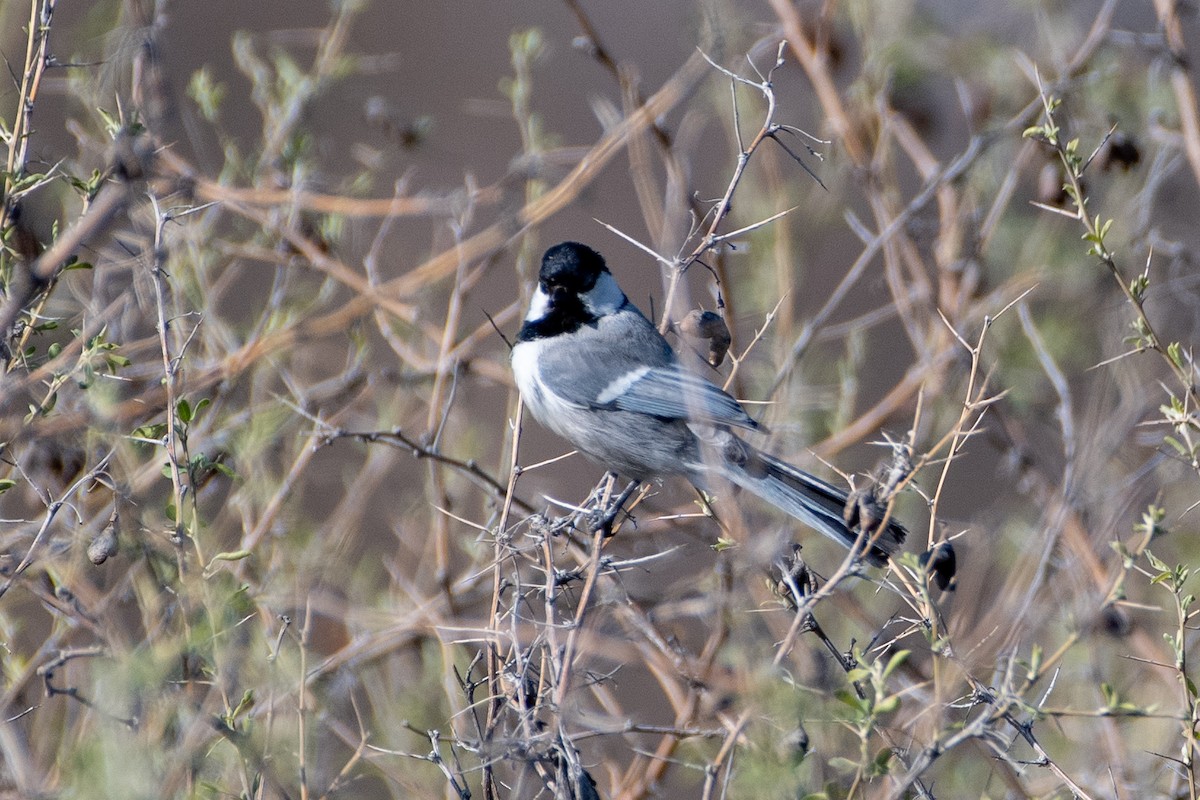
[835,689,868,714]
[882,650,910,680]
[1028,643,1043,678]
[1130,272,1149,300]
[874,695,900,715]
[1164,436,1188,456]
[131,423,169,442]
[188,66,227,122]
[230,689,255,720]
[177,398,193,423]
[870,746,895,775]
[205,550,253,574]
[1100,682,1120,709]
[828,756,859,774]
[0,479,17,493]
[1168,342,1185,369]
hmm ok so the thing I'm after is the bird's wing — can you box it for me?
[598,364,760,431]
[533,307,760,431]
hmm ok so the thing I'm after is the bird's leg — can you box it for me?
[593,476,640,537]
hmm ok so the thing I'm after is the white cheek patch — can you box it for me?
[524,287,552,322]
[596,366,650,405]
[583,273,626,317]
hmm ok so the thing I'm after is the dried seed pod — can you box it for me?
[678,309,732,368]
[1037,162,1069,207]
[88,508,120,565]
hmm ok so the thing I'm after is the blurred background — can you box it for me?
[2,0,1199,797]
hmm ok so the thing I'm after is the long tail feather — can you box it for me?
[723,450,905,567]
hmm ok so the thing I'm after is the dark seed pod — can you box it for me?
[678,309,732,368]
[919,541,957,591]
[1099,131,1140,172]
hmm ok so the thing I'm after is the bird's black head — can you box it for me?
[539,242,609,295]
[518,242,614,341]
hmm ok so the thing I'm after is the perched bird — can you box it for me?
[511,242,905,566]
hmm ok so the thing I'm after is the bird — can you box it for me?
[511,241,905,566]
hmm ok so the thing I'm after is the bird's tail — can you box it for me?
[721,449,905,567]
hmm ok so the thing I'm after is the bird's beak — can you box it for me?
[546,284,569,308]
